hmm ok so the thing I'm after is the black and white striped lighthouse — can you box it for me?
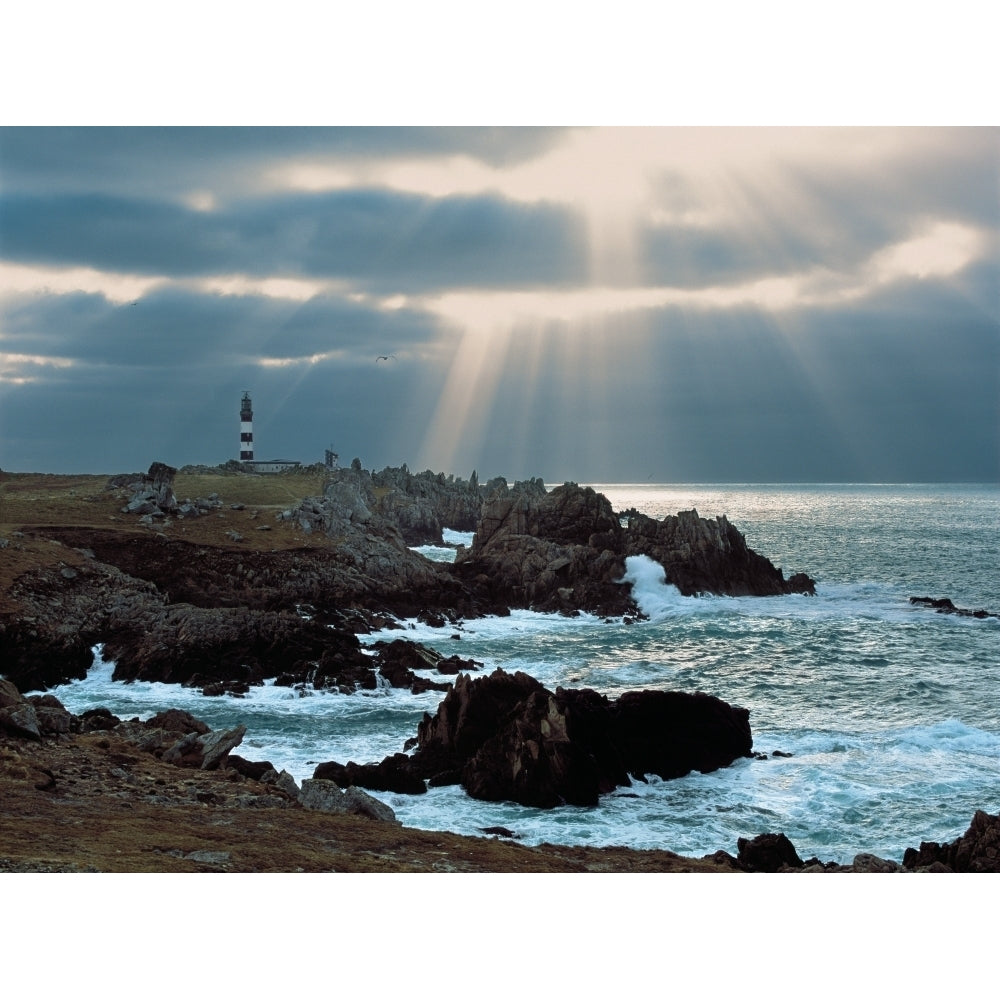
[239,391,254,462]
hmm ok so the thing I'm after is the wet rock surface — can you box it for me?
[314,667,754,809]
[453,483,815,616]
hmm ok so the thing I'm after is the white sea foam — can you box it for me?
[619,554,689,620]
[442,528,474,547]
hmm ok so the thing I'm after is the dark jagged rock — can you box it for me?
[624,508,816,598]
[101,605,372,688]
[0,618,96,692]
[315,668,753,809]
[453,482,814,616]
[313,753,428,795]
[902,810,1000,872]
[909,596,999,620]
[227,754,278,781]
[370,637,478,693]
[736,832,805,872]
[452,484,633,615]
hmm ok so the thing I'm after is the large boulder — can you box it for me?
[298,778,400,823]
[736,832,805,872]
[120,461,179,516]
[0,680,79,739]
[316,668,753,809]
[161,724,247,770]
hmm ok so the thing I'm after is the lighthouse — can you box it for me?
[239,391,254,462]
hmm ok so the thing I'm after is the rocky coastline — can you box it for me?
[2,678,997,872]
[2,461,996,872]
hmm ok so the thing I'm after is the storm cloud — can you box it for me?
[1,127,997,481]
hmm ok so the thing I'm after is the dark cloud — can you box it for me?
[0,127,571,198]
[2,286,444,368]
[0,188,587,292]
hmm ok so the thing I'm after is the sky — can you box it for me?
[1,124,996,483]
[1,0,998,487]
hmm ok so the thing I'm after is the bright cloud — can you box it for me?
[416,219,989,333]
[872,221,985,282]
[0,261,162,305]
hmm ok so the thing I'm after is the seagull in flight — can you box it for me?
[375,354,396,362]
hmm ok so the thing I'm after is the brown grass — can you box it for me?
[0,471,342,594]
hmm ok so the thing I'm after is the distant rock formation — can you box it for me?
[118,461,179,517]
[114,461,227,523]
[909,596,999,620]
[452,482,815,615]
[282,463,547,545]
[624,507,816,597]
[313,667,754,809]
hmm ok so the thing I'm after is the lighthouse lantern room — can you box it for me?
[239,391,254,462]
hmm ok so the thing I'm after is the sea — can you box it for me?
[36,483,1000,867]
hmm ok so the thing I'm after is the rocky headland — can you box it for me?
[0,462,814,694]
[3,461,994,872]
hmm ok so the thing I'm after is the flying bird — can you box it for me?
[375,354,396,362]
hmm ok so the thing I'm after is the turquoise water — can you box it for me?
[44,484,1000,866]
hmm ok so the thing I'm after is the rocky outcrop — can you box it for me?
[909,596,999,620]
[736,832,804,872]
[102,612,467,696]
[115,462,228,523]
[624,508,816,598]
[452,484,631,615]
[101,604,370,689]
[299,778,401,823]
[118,461,179,517]
[3,468,818,695]
[902,810,1000,872]
[314,668,754,808]
[0,689,400,824]
[1,552,165,690]
[282,464,547,546]
[370,637,479,694]
[453,483,814,615]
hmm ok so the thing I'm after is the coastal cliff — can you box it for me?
[1,464,814,692]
